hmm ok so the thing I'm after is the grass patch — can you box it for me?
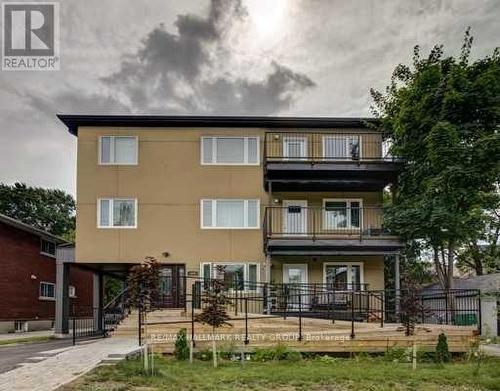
[60,354,500,391]
[0,335,54,346]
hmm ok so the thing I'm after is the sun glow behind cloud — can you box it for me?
[245,0,288,40]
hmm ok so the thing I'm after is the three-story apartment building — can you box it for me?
[58,115,403,316]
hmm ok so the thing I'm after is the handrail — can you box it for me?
[103,286,129,310]
[264,131,401,162]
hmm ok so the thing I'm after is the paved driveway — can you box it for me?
[0,339,73,374]
[0,337,138,391]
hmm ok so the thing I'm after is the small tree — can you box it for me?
[436,333,450,363]
[174,328,190,361]
[399,275,430,336]
[195,269,231,368]
[127,256,161,311]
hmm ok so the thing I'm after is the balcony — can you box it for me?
[263,206,403,255]
[264,132,402,191]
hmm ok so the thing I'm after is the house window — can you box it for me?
[40,239,56,257]
[201,262,259,291]
[323,199,361,229]
[201,199,260,229]
[324,263,363,291]
[69,285,76,298]
[99,136,138,165]
[15,321,28,332]
[39,282,55,300]
[98,198,137,228]
[201,136,259,165]
[322,135,361,160]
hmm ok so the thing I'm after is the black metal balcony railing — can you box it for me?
[264,131,395,163]
[264,206,392,240]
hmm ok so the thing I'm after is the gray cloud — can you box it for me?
[100,0,315,114]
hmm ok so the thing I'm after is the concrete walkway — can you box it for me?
[0,337,139,391]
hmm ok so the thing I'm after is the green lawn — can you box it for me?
[0,335,53,346]
[61,355,500,391]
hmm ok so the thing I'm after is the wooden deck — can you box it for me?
[113,310,478,353]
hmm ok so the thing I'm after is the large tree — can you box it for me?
[0,182,75,239]
[371,29,500,289]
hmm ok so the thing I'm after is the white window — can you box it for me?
[323,199,362,230]
[40,239,56,257]
[99,136,138,165]
[69,285,76,298]
[323,262,364,291]
[98,198,137,228]
[201,262,259,291]
[14,321,28,332]
[201,199,260,229]
[322,135,361,160]
[40,282,55,300]
[201,136,259,165]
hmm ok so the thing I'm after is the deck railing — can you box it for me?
[264,206,392,240]
[264,131,395,163]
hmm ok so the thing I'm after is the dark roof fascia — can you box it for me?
[57,115,379,136]
[0,213,70,245]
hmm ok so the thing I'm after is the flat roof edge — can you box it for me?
[57,114,379,136]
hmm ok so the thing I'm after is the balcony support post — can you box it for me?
[395,254,401,319]
[265,254,272,314]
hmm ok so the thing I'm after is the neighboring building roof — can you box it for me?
[423,273,500,294]
[0,213,70,245]
[57,114,379,136]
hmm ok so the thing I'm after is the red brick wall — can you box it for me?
[0,222,93,321]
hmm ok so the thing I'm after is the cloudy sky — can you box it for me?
[1,0,499,195]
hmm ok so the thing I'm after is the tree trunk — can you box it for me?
[212,329,217,368]
[447,241,455,290]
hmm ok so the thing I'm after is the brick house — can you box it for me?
[0,213,93,333]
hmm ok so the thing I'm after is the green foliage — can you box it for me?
[195,271,231,330]
[383,347,410,363]
[174,328,190,361]
[436,333,451,363]
[252,345,302,362]
[194,349,213,361]
[371,29,500,287]
[0,182,75,238]
[104,276,123,305]
[126,256,161,310]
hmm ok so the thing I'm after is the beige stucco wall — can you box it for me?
[75,126,386,285]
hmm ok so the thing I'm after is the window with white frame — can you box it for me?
[324,263,363,291]
[322,135,361,160]
[201,136,259,165]
[40,239,56,257]
[99,136,138,165]
[98,198,137,228]
[69,285,76,298]
[201,262,258,290]
[201,199,259,229]
[39,282,55,299]
[323,199,361,229]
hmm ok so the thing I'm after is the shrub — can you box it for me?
[253,348,276,362]
[252,345,301,362]
[383,347,409,362]
[436,333,450,363]
[174,328,189,361]
[195,349,213,361]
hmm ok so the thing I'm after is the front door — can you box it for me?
[283,263,308,309]
[283,136,307,160]
[159,264,186,308]
[283,200,308,235]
